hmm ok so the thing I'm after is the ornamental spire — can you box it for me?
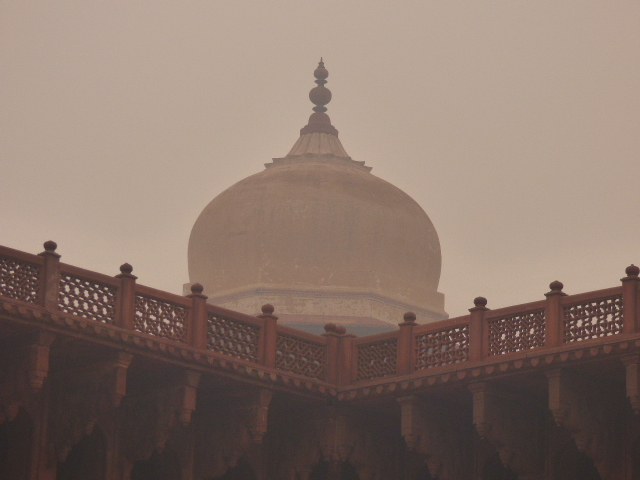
[300,58,339,136]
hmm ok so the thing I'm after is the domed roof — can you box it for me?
[188,61,446,327]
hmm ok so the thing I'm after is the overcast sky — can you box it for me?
[1,2,638,320]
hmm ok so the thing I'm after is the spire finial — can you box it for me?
[300,59,338,136]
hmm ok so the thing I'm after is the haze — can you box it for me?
[1,2,638,319]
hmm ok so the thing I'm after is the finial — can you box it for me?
[300,60,339,136]
[190,283,204,295]
[549,280,564,292]
[261,304,275,315]
[43,240,57,252]
[324,322,337,333]
[625,264,639,277]
[403,311,417,322]
[473,297,488,308]
[119,263,133,275]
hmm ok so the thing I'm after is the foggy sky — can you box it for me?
[1,2,639,319]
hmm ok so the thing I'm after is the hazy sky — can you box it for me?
[1,2,639,319]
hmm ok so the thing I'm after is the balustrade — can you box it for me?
[0,242,639,387]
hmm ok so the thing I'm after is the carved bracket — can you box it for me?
[120,368,200,463]
[48,350,134,462]
[545,368,624,480]
[29,331,56,392]
[469,382,545,480]
[248,388,273,444]
[621,355,640,414]
[398,395,472,480]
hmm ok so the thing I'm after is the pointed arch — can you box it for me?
[56,425,106,480]
[0,407,33,480]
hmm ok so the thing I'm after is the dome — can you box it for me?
[187,61,446,331]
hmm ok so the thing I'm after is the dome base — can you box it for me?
[184,283,447,332]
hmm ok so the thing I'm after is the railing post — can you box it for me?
[38,240,60,310]
[187,283,208,350]
[397,312,416,375]
[469,297,488,362]
[258,304,278,368]
[337,328,356,386]
[322,323,341,384]
[621,265,639,334]
[545,281,566,348]
[115,263,137,330]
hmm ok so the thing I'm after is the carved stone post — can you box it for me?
[621,264,639,334]
[258,304,278,368]
[545,281,566,348]
[187,283,208,350]
[397,312,416,375]
[338,331,356,385]
[322,323,341,384]
[115,263,137,330]
[38,240,60,310]
[468,297,488,362]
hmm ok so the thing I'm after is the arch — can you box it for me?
[482,452,517,480]
[0,407,33,480]
[56,426,106,480]
[415,464,434,480]
[309,461,360,480]
[551,445,601,480]
[130,448,181,480]
[210,458,257,480]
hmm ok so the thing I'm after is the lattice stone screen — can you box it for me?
[415,324,469,369]
[563,295,623,343]
[58,273,117,324]
[275,334,324,379]
[134,295,188,342]
[488,309,545,355]
[207,312,261,362]
[357,338,398,381]
[0,255,40,304]
[0,255,40,303]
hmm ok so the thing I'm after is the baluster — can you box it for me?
[397,312,416,375]
[115,263,137,330]
[621,265,639,334]
[544,281,565,347]
[469,297,488,362]
[187,283,208,349]
[38,240,60,310]
[258,304,278,368]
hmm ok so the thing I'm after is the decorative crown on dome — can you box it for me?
[267,60,370,171]
[300,58,339,137]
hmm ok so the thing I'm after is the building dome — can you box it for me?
[188,61,446,332]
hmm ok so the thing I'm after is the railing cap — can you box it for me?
[116,262,137,279]
[469,296,488,312]
[39,240,60,258]
[545,280,566,297]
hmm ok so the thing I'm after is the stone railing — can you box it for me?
[0,242,325,380]
[348,269,638,382]
[1,242,638,387]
